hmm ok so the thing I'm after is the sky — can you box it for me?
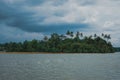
[0,0,120,47]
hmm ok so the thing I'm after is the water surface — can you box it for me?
[0,53,120,80]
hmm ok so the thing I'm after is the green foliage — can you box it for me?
[114,47,120,52]
[0,31,115,53]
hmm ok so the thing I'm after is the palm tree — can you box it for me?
[66,30,71,36]
[59,34,66,40]
[94,34,97,38]
[43,36,48,41]
[104,34,108,41]
[70,31,74,38]
[89,35,93,39]
[107,34,111,42]
[76,31,80,38]
[80,32,83,39]
[101,33,105,39]
[66,30,74,38]
[102,33,104,37]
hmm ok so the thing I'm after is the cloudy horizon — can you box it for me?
[0,0,120,47]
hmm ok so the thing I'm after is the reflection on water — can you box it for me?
[0,53,120,80]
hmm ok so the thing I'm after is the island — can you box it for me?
[0,31,115,53]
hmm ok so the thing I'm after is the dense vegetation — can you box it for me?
[0,31,115,53]
[114,47,120,52]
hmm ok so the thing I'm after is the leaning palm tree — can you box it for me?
[103,34,111,42]
[107,34,111,42]
[89,35,93,39]
[104,34,108,41]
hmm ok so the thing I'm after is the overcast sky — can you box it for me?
[0,0,120,47]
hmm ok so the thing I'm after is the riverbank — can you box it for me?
[0,52,65,54]
[0,52,115,54]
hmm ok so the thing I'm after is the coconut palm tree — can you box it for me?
[66,30,71,36]
[104,34,108,41]
[94,34,97,38]
[43,36,48,41]
[76,31,80,38]
[80,32,83,39]
[70,31,74,38]
[59,34,66,40]
[107,34,111,42]
[102,33,104,37]
[66,30,74,38]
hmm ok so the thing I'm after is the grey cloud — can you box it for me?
[77,0,96,6]
[0,0,89,33]
[24,0,68,6]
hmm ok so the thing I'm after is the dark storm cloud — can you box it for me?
[0,0,89,33]
[26,0,68,6]
[0,0,43,32]
[8,21,89,33]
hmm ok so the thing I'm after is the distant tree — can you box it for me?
[102,33,104,37]
[66,30,71,36]
[43,36,48,41]
[107,34,111,41]
[94,34,97,38]
[76,31,80,38]
[104,34,111,42]
[66,30,74,38]
[59,34,66,40]
[70,31,74,38]
[80,33,83,39]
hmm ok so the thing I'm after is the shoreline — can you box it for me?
[0,52,65,54]
[0,52,115,54]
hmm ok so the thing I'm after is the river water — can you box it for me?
[0,53,120,80]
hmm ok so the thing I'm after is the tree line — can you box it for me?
[0,31,115,53]
[114,47,120,52]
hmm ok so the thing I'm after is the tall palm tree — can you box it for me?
[43,36,48,41]
[66,30,74,38]
[104,34,108,41]
[94,34,97,38]
[66,30,71,36]
[101,33,104,39]
[107,34,111,42]
[70,31,74,38]
[80,32,83,39]
[102,33,104,37]
[76,31,80,38]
